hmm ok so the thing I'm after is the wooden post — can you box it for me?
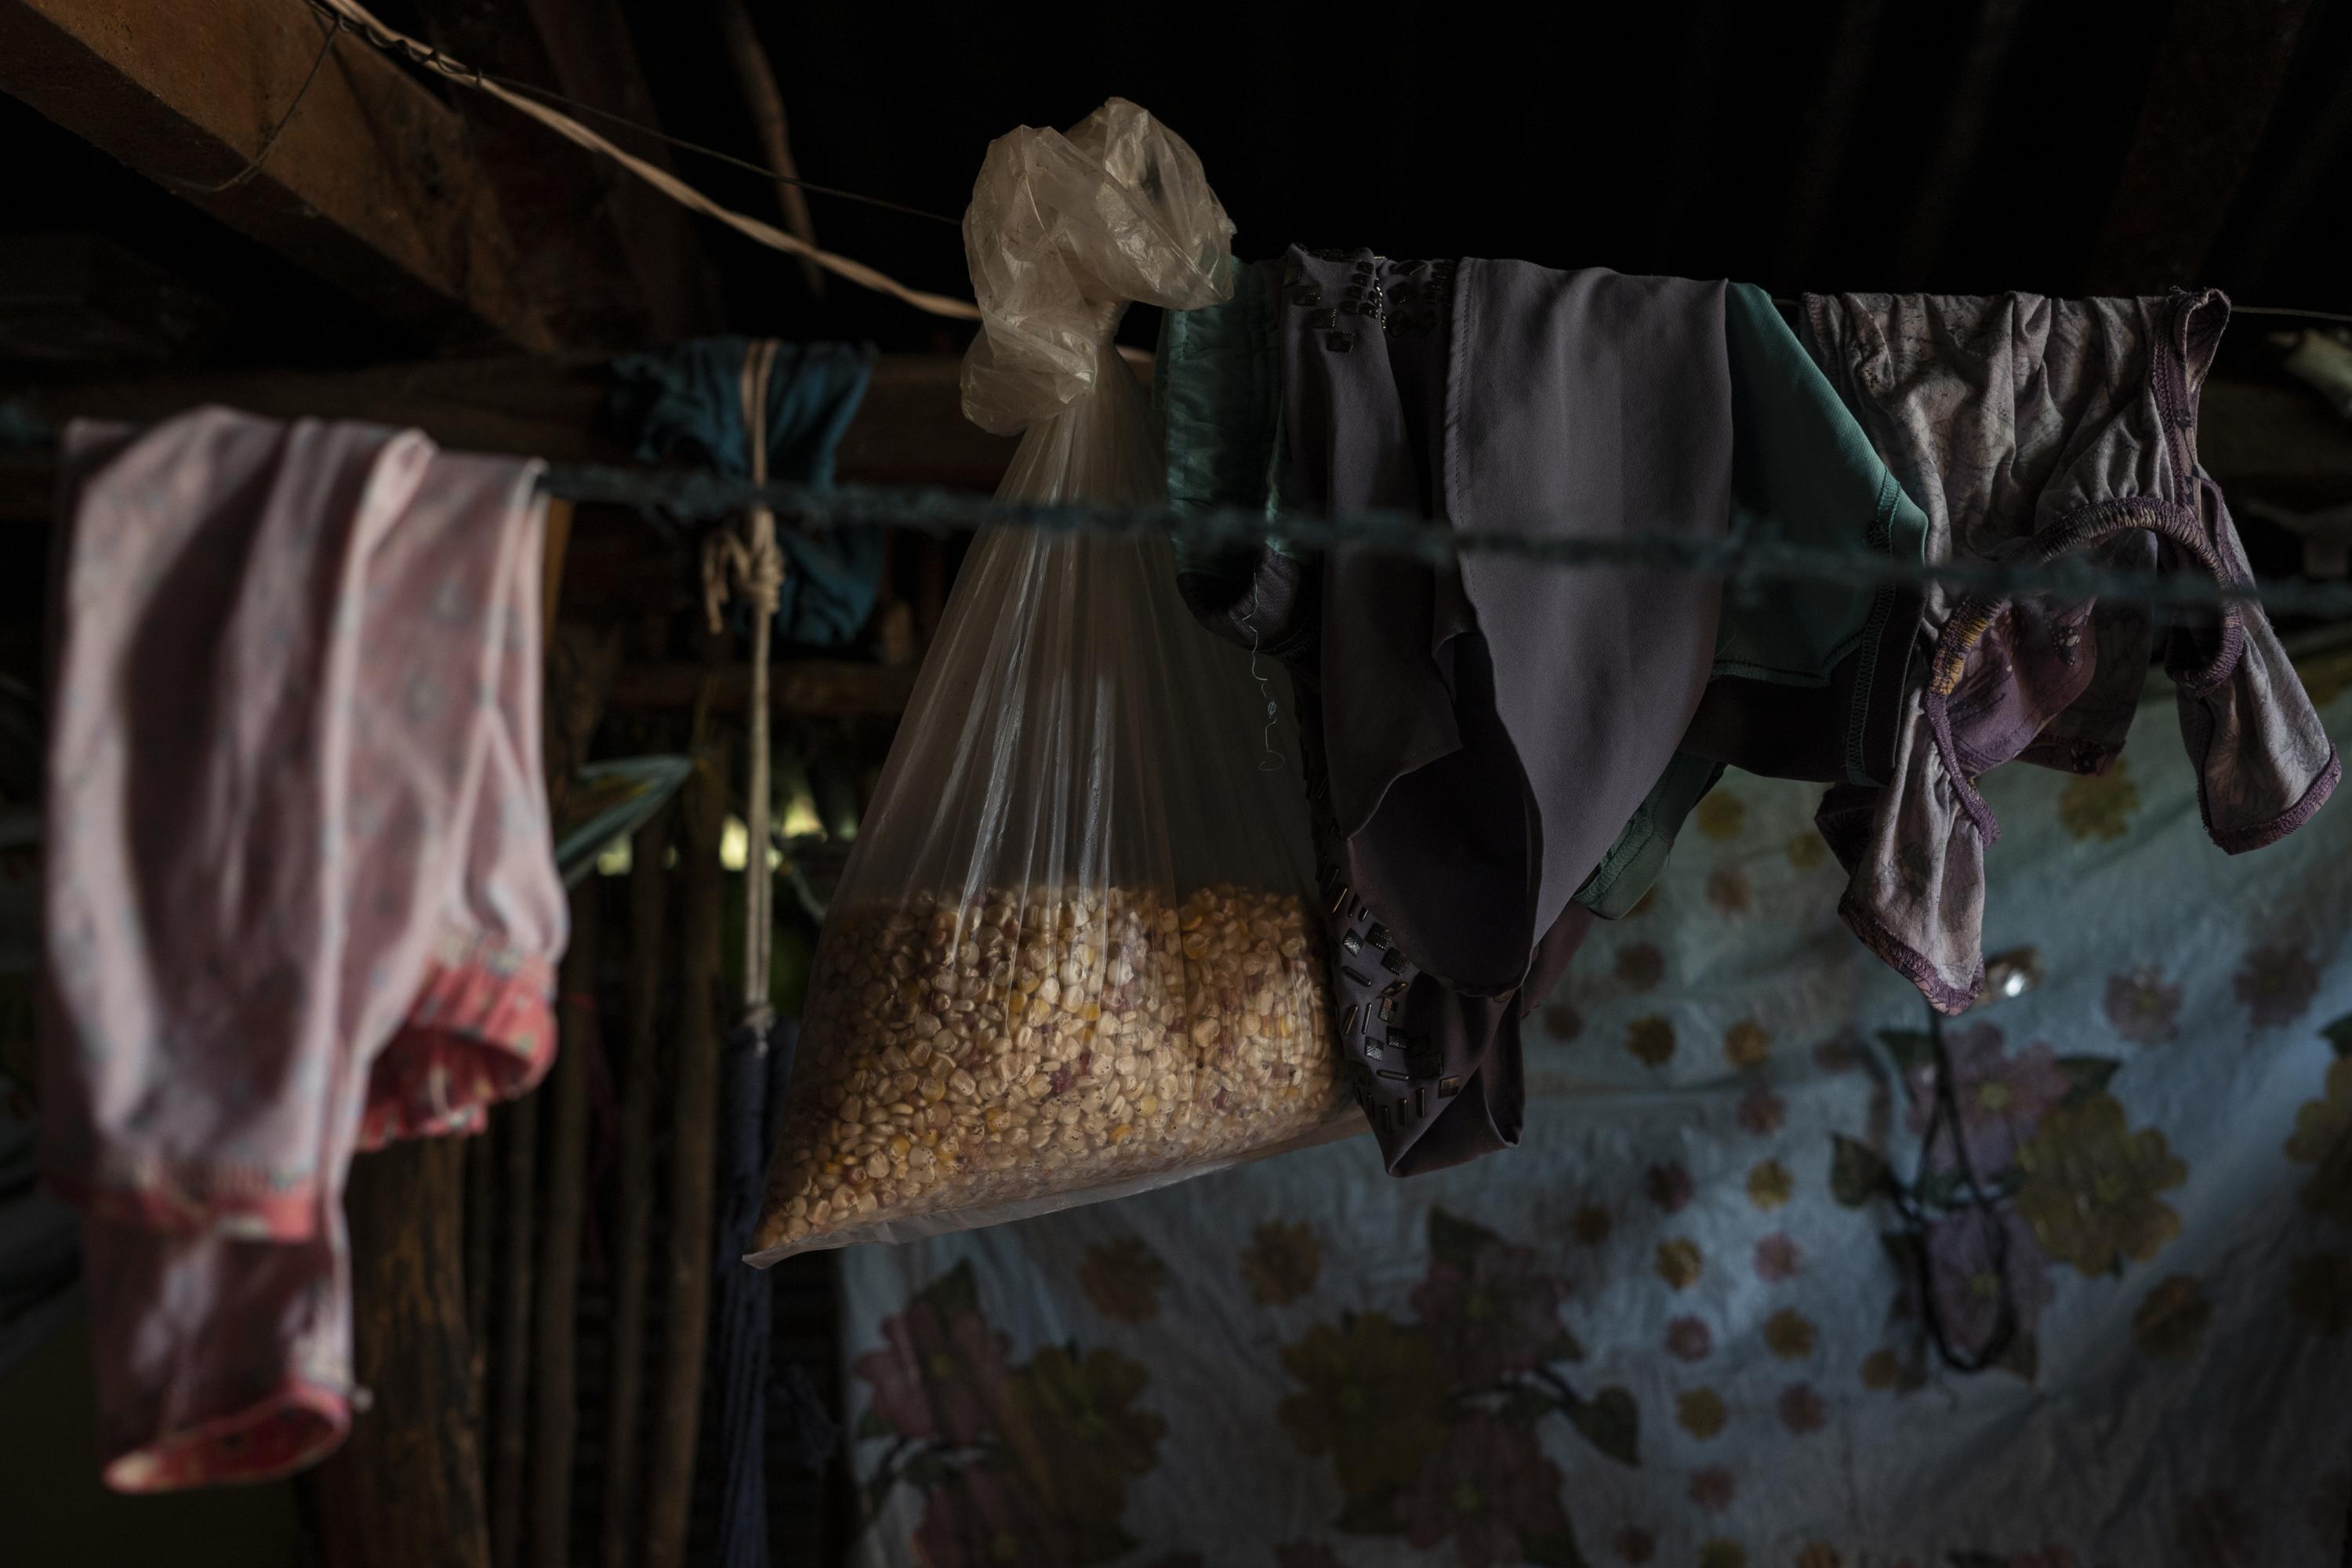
[601,808,672,1568]
[529,884,598,1568]
[463,1117,495,1441]
[644,746,728,1568]
[710,0,825,299]
[488,1093,539,1568]
[301,1138,492,1568]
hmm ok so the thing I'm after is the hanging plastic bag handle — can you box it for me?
[960,98,1236,437]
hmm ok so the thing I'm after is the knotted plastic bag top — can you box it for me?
[960,97,1236,436]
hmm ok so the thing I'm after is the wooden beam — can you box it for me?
[8,357,627,466]
[710,0,825,299]
[2087,0,2320,294]
[832,354,1018,489]
[0,0,554,350]
[298,1138,492,1568]
[9,352,1011,482]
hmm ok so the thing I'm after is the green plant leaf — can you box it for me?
[1564,1385,1640,1466]
[1523,1526,1592,1568]
[855,1408,897,1442]
[1499,1386,1555,1426]
[1333,1486,1407,1536]
[1537,1328,1587,1364]
[1427,1208,1503,1270]
[916,1259,980,1316]
[2056,1055,2122,1104]
[2322,1013,2352,1058]
[1831,1134,1889,1207]
[1878,1029,1936,1070]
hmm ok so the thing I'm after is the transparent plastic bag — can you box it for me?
[750,102,1345,1261]
[958,97,1236,438]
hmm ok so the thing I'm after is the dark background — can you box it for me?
[8,0,2351,364]
[632,0,2352,346]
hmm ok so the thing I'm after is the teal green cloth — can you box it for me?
[1155,256,1289,568]
[1569,287,1937,914]
[1153,271,1930,921]
[1569,750,1726,917]
[1719,283,1931,688]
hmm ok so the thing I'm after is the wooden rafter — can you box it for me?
[0,0,554,349]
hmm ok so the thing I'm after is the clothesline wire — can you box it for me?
[484,77,963,228]
[295,0,2352,333]
[539,463,2352,619]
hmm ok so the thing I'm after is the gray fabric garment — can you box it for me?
[1278,248,1731,1174]
[1803,289,2339,1012]
[1159,274,1922,929]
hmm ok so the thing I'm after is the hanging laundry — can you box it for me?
[1158,249,1934,1174]
[1800,291,2339,1011]
[609,338,879,647]
[40,408,564,1490]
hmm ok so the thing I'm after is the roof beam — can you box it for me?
[0,0,556,350]
[4,351,1014,477]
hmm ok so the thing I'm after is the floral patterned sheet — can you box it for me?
[833,672,2352,1568]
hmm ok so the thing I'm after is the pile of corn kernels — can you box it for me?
[754,882,1339,1254]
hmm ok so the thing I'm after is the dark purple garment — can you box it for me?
[1276,247,1733,1174]
[1802,289,2339,1011]
[712,1015,797,1568]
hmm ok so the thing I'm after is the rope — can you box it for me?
[1888,1005,2020,1375]
[541,464,2352,620]
[306,0,980,322]
[706,341,783,1027]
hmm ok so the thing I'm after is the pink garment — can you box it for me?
[41,408,566,1490]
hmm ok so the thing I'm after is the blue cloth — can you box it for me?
[609,339,879,647]
[711,1016,799,1568]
